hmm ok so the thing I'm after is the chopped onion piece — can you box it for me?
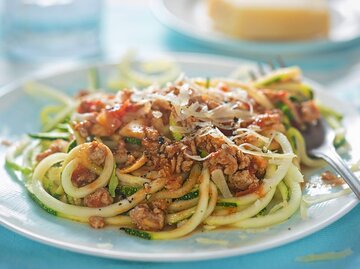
[238,143,295,159]
[211,169,233,198]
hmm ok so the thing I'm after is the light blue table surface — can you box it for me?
[0,2,360,269]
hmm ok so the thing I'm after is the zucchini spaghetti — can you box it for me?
[6,64,346,240]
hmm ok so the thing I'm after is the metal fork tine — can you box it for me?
[257,62,266,76]
[276,55,286,68]
[251,56,285,81]
[248,70,257,81]
[267,59,275,70]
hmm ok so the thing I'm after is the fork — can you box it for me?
[302,118,360,198]
[248,56,285,80]
[251,59,360,199]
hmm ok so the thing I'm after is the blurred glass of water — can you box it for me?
[3,0,103,62]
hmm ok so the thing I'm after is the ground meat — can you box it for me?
[88,141,107,166]
[83,188,113,208]
[181,160,194,172]
[71,164,98,187]
[124,154,136,167]
[195,133,224,153]
[36,139,69,162]
[88,216,105,229]
[234,133,264,148]
[142,127,161,152]
[240,110,285,134]
[164,143,181,158]
[114,139,128,164]
[299,100,321,123]
[207,99,221,110]
[321,170,345,186]
[228,170,259,192]
[150,199,169,212]
[188,95,220,110]
[249,155,268,179]
[207,145,238,175]
[246,110,283,130]
[187,139,197,155]
[145,170,169,180]
[236,150,251,170]
[144,139,194,177]
[165,175,184,191]
[151,99,172,111]
[77,100,105,113]
[175,154,184,174]
[129,203,166,231]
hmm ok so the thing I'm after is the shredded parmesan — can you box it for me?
[296,248,353,263]
[302,188,352,205]
[96,243,114,249]
[195,238,229,247]
[152,110,162,118]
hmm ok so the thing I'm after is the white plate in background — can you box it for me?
[151,0,360,56]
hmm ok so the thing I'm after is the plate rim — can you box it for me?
[0,52,358,262]
[150,0,360,55]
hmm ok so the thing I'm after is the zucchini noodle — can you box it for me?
[40,105,63,125]
[7,61,349,240]
[231,175,302,228]
[203,182,218,219]
[24,81,73,105]
[218,133,293,206]
[61,159,111,198]
[5,138,32,177]
[168,198,199,213]
[135,167,210,240]
[152,164,201,200]
[104,216,134,227]
[193,78,273,109]
[205,187,276,226]
[42,105,75,132]
[286,127,325,167]
[32,170,167,219]
[166,206,196,225]
[118,154,147,173]
[115,172,150,187]
[166,181,218,225]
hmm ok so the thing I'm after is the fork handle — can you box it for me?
[313,147,360,199]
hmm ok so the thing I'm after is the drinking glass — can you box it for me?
[3,0,103,62]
